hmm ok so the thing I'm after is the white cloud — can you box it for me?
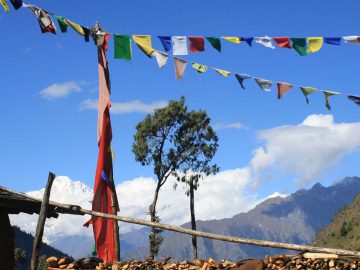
[213,122,247,130]
[249,114,360,187]
[40,82,83,100]
[79,99,168,114]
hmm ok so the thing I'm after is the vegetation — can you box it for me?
[14,248,26,265]
[314,193,360,251]
[132,97,218,259]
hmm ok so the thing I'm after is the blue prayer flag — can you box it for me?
[158,36,172,52]
[101,170,110,184]
[324,37,342,45]
[241,37,254,47]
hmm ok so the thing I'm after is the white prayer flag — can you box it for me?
[172,36,188,55]
[153,50,168,68]
[255,36,275,49]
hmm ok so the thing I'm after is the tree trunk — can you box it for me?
[0,208,14,270]
[190,178,198,260]
[149,182,161,259]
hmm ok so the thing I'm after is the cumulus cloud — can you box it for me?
[249,114,360,187]
[213,122,247,130]
[79,99,168,114]
[40,81,83,99]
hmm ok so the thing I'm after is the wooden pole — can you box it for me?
[4,186,360,258]
[30,172,56,270]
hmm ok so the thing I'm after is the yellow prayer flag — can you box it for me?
[65,19,85,36]
[221,36,242,44]
[307,37,323,53]
[132,35,155,57]
[213,68,231,77]
[108,146,116,159]
[1,0,9,13]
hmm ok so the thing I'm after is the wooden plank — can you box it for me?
[30,172,56,270]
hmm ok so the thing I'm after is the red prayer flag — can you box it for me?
[277,82,293,99]
[273,37,292,49]
[92,104,117,262]
[189,36,205,53]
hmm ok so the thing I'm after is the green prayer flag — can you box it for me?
[114,34,132,60]
[291,38,307,56]
[323,90,340,110]
[206,37,221,52]
[300,86,317,104]
[55,16,68,33]
[192,62,208,73]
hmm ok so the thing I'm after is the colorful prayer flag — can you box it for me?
[273,37,291,48]
[277,82,293,99]
[241,37,254,47]
[255,36,275,49]
[158,36,172,52]
[189,36,205,53]
[65,19,85,36]
[222,37,242,44]
[132,35,154,57]
[27,7,56,34]
[172,36,188,55]
[153,50,168,68]
[343,36,360,45]
[174,57,188,80]
[9,0,21,9]
[307,37,323,53]
[1,0,9,13]
[83,27,90,42]
[235,74,251,89]
[322,90,340,110]
[55,16,68,33]
[291,38,307,56]
[348,95,360,106]
[255,78,272,92]
[206,37,221,52]
[91,104,118,262]
[213,68,231,77]
[114,34,132,60]
[299,86,317,104]
[192,62,208,73]
[324,37,341,45]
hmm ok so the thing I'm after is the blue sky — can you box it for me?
[1,0,359,198]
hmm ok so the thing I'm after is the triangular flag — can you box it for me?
[348,95,360,106]
[153,50,168,68]
[65,19,85,35]
[114,34,132,60]
[235,74,251,89]
[157,36,172,52]
[9,0,22,9]
[174,57,188,80]
[213,68,231,77]
[206,37,221,52]
[322,90,340,110]
[189,36,205,53]
[1,0,9,13]
[172,36,188,55]
[291,38,308,56]
[191,62,208,73]
[273,37,291,48]
[55,16,68,33]
[307,37,323,53]
[277,82,293,99]
[255,78,272,92]
[222,36,241,44]
[132,35,154,57]
[299,86,317,104]
[343,36,360,45]
[241,37,254,47]
[255,36,275,49]
[324,37,342,45]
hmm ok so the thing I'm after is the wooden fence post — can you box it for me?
[30,172,56,270]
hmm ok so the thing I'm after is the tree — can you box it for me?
[132,97,219,259]
[14,248,26,265]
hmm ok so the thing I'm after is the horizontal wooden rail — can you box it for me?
[4,186,360,257]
